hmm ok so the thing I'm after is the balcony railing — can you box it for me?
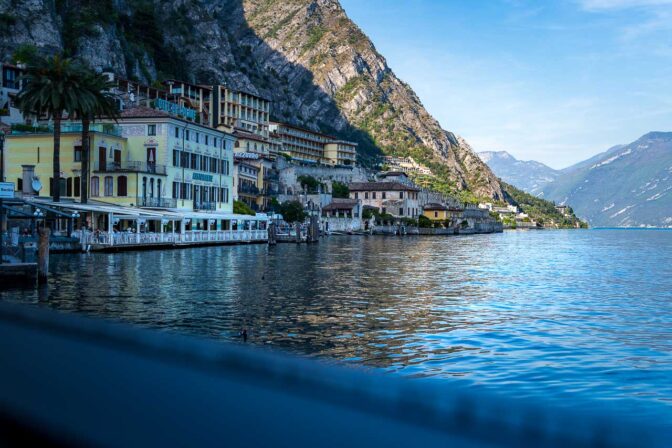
[96,161,167,175]
[194,201,216,211]
[139,197,177,208]
[75,229,268,247]
[238,184,260,195]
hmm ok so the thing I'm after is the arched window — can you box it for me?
[117,176,128,197]
[104,176,113,197]
[157,179,162,199]
[150,178,155,198]
[91,176,100,197]
[142,177,147,199]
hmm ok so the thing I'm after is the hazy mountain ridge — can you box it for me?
[542,132,672,227]
[0,0,504,199]
[478,151,560,195]
[479,134,672,227]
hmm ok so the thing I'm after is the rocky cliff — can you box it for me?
[479,150,560,195]
[0,0,504,199]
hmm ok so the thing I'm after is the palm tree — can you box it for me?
[16,54,87,202]
[76,72,119,204]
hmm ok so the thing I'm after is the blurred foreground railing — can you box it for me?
[0,302,666,447]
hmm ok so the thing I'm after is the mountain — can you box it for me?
[0,0,504,200]
[541,132,672,227]
[478,151,559,195]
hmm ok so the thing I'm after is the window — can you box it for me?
[74,146,82,162]
[195,132,199,143]
[354,192,358,199]
[399,191,404,199]
[382,192,386,199]
[157,179,161,198]
[118,176,127,196]
[185,130,190,141]
[148,124,156,136]
[174,127,179,138]
[74,177,80,197]
[17,178,23,191]
[91,176,100,197]
[173,182,179,199]
[205,135,209,145]
[191,153,197,169]
[364,192,369,199]
[372,192,376,199]
[66,178,72,196]
[399,208,404,216]
[434,211,438,218]
[173,150,180,167]
[104,176,113,196]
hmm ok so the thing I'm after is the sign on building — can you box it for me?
[0,182,15,199]
[154,98,197,121]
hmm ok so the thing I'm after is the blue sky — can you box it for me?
[339,0,672,169]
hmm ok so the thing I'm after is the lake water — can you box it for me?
[2,229,672,430]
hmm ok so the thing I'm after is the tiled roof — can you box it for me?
[233,129,268,143]
[423,203,448,211]
[348,182,420,192]
[119,106,171,119]
[323,198,358,211]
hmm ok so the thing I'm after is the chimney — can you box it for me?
[21,165,35,196]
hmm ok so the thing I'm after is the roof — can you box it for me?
[322,198,358,211]
[233,129,268,143]
[423,203,448,211]
[119,106,172,119]
[380,171,409,177]
[269,121,357,146]
[117,107,230,135]
[348,182,420,192]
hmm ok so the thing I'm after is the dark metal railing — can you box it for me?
[139,197,177,208]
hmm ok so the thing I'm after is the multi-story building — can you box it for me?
[348,182,420,218]
[382,156,432,175]
[233,153,261,210]
[1,63,25,126]
[165,81,271,139]
[4,106,235,215]
[269,122,357,166]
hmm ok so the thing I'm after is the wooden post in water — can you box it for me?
[268,222,277,246]
[295,223,301,243]
[38,227,50,283]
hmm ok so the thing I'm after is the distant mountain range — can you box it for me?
[479,132,672,227]
[478,151,559,195]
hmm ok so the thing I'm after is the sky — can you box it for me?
[339,0,672,169]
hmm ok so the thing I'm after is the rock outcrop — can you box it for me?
[0,0,504,199]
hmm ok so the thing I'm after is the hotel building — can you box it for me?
[268,121,357,166]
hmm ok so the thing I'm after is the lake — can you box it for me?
[2,229,671,430]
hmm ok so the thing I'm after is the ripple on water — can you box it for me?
[1,230,672,429]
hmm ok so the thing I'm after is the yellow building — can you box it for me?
[422,203,449,221]
[4,107,235,216]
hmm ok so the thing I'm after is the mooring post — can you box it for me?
[38,227,50,282]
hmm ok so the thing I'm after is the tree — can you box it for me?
[297,175,319,193]
[76,71,119,204]
[418,215,432,228]
[16,54,87,202]
[277,200,306,223]
[233,200,256,216]
[332,181,349,198]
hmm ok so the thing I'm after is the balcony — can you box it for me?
[96,161,167,175]
[238,184,260,196]
[139,197,177,208]
[194,201,216,211]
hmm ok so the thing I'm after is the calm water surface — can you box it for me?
[2,230,672,428]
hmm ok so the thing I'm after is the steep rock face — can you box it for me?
[0,0,504,199]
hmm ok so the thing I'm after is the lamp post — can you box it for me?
[0,129,6,182]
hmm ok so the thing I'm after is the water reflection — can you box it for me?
[2,230,672,425]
